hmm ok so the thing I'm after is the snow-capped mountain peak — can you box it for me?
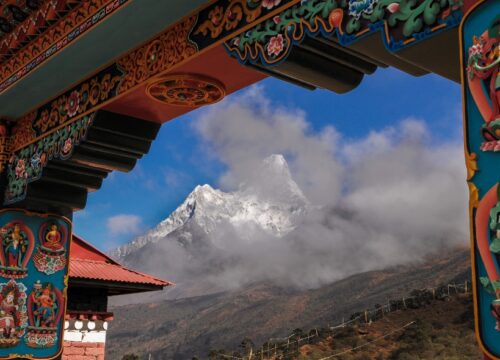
[110,155,309,261]
[244,154,307,204]
[262,154,289,173]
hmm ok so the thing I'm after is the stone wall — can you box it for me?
[62,318,109,360]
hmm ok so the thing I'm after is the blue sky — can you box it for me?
[73,67,462,250]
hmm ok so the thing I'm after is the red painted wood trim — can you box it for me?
[463,0,483,13]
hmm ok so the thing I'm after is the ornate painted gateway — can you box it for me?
[0,0,498,358]
[0,210,70,359]
[462,1,500,358]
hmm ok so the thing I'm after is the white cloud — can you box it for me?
[106,214,143,237]
[194,84,342,205]
[175,85,469,289]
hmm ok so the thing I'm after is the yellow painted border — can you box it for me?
[0,208,72,360]
[459,0,500,358]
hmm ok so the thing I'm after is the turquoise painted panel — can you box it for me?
[0,210,71,360]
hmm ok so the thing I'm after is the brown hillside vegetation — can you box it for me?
[296,294,481,360]
[209,293,481,360]
[107,249,472,359]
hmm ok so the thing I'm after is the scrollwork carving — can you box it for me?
[117,16,198,94]
[225,0,463,65]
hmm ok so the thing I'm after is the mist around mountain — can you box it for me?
[110,154,312,299]
[110,152,468,301]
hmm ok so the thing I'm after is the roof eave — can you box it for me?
[69,278,170,296]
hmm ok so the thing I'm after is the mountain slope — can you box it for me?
[233,293,480,360]
[106,248,470,360]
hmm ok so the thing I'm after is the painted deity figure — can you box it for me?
[25,281,59,349]
[490,202,500,254]
[468,15,500,150]
[0,290,17,338]
[43,224,63,252]
[3,224,27,268]
[476,184,500,331]
[488,200,500,331]
[33,222,67,274]
[31,283,57,328]
[0,280,27,347]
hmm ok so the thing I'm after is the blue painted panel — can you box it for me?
[0,210,71,360]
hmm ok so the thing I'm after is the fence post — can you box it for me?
[226,284,479,360]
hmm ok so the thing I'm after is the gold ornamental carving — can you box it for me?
[146,75,226,108]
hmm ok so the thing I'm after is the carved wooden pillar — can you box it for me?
[0,103,159,360]
[461,1,500,358]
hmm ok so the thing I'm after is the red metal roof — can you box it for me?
[69,235,173,288]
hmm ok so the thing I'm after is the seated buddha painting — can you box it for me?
[33,222,68,275]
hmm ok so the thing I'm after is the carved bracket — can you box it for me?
[0,110,160,214]
[4,114,96,205]
[224,0,463,79]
